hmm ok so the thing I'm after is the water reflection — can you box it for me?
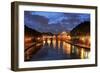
[25,38,90,61]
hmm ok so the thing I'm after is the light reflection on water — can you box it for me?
[25,39,90,61]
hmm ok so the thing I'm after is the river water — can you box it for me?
[25,39,90,61]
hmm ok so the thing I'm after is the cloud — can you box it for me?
[24,11,49,26]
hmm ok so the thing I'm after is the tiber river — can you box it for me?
[25,38,90,61]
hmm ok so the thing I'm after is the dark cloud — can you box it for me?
[24,12,49,26]
[30,15,49,25]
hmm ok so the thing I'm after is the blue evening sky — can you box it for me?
[24,11,90,34]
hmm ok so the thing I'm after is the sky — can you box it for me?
[24,11,90,34]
